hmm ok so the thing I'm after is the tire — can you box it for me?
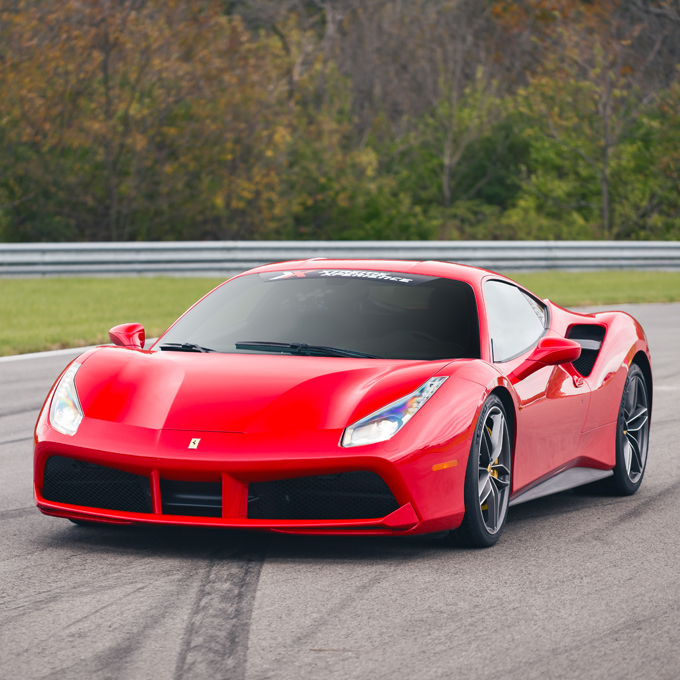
[609,363,650,496]
[446,394,512,548]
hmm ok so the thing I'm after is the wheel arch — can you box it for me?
[631,350,653,416]
[490,386,516,451]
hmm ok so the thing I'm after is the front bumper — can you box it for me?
[34,417,470,535]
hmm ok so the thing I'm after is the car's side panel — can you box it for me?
[511,363,591,492]
[574,421,618,469]
[581,311,650,434]
[500,303,651,488]
[512,306,650,475]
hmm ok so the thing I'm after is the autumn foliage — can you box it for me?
[0,0,678,241]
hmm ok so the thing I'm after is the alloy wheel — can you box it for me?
[621,372,649,484]
[478,406,511,534]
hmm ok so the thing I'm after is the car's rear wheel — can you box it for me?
[610,363,650,495]
[447,394,512,548]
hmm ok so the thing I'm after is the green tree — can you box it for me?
[0,0,291,242]
[514,3,667,237]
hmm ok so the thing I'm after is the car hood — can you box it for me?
[75,347,453,434]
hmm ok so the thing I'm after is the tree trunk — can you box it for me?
[442,129,452,208]
[601,72,613,237]
[601,129,611,236]
[601,163,610,238]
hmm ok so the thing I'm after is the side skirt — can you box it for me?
[509,467,613,507]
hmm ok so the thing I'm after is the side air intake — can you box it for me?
[567,325,606,377]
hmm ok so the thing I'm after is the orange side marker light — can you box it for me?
[432,459,458,472]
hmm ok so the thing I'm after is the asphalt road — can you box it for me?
[2,303,679,680]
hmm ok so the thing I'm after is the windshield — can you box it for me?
[158,270,480,361]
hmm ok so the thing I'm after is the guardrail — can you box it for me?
[1,241,679,276]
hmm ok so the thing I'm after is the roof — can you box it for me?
[247,258,506,287]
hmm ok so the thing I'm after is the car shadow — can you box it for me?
[508,485,624,524]
[34,515,451,563]
[31,485,625,562]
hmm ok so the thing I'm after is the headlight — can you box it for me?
[49,363,84,436]
[341,376,447,447]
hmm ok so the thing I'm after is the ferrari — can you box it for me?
[34,259,652,547]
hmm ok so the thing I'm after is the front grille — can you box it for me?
[247,471,400,520]
[42,456,152,513]
[160,479,222,517]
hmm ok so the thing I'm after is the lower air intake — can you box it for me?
[160,479,222,517]
[247,471,399,520]
[42,455,152,513]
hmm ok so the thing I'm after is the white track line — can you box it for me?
[0,339,158,363]
[0,347,96,363]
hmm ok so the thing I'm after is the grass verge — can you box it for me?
[0,277,223,357]
[1,271,679,356]
[508,270,680,307]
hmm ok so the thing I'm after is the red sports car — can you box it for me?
[34,260,652,547]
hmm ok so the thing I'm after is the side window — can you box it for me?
[484,280,547,362]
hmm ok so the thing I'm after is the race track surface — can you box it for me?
[2,303,679,680]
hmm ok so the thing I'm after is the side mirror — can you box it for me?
[509,337,581,383]
[109,323,145,350]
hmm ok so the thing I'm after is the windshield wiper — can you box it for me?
[235,341,381,359]
[159,342,215,353]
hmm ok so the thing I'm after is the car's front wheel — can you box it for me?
[447,394,512,548]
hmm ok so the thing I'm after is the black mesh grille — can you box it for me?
[247,472,400,520]
[568,324,606,377]
[42,456,152,513]
[160,479,222,517]
[572,350,598,376]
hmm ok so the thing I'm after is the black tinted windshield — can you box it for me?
[159,270,480,360]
